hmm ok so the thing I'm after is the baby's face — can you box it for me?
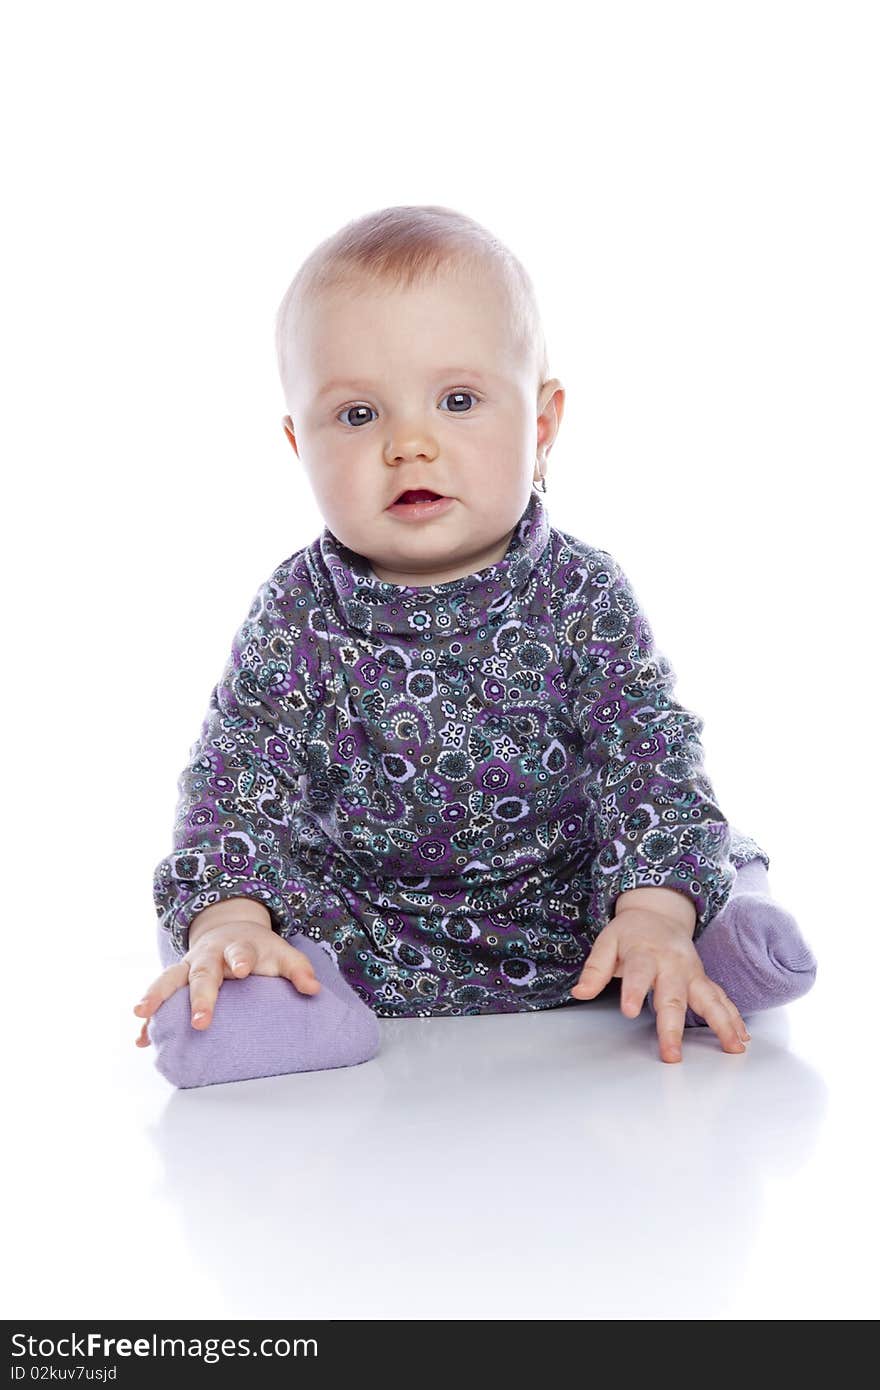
[281,267,563,587]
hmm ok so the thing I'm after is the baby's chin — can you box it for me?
[367,534,517,589]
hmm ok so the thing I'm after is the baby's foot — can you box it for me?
[146,933,381,1088]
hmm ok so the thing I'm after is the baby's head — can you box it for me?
[275,205,564,588]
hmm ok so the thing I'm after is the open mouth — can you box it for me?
[391,488,446,505]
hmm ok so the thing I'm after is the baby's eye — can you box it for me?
[337,404,377,428]
[439,390,478,414]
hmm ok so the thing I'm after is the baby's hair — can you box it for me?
[274,204,549,405]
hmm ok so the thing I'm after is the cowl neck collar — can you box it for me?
[313,490,551,639]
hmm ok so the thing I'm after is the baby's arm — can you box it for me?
[562,548,760,1059]
[565,547,736,943]
[150,559,321,962]
[137,558,374,1082]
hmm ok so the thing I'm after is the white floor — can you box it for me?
[7,913,876,1322]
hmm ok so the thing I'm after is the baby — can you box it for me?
[135,204,818,1088]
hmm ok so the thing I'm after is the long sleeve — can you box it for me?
[152,558,320,957]
[565,547,736,942]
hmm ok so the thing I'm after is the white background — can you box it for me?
[2,0,876,1321]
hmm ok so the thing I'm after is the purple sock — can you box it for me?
[648,859,818,1027]
[147,926,381,1089]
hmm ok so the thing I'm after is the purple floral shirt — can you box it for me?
[152,491,769,1017]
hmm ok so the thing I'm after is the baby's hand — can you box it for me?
[133,912,321,1048]
[570,904,751,1063]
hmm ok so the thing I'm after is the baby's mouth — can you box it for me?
[390,489,445,505]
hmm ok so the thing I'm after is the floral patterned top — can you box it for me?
[152,490,769,1017]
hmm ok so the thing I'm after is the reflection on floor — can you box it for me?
[8,947,873,1320]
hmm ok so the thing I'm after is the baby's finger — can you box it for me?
[651,980,688,1062]
[280,945,322,996]
[571,927,618,998]
[726,998,751,1042]
[224,938,257,978]
[133,960,190,1020]
[689,976,748,1054]
[135,1019,151,1048]
[188,958,225,1029]
[619,951,657,1018]
[694,990,751,1043]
